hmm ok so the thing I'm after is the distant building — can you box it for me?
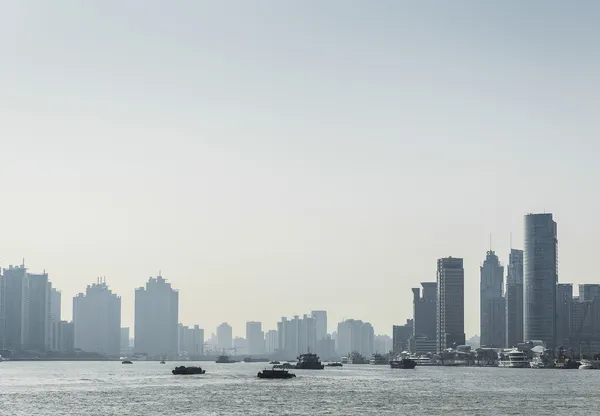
[49,288,61,351]
[336,319,374,357]
[59,321,74,352]
[277,314,317,358]
[217,322,233,352]
[579,285,600,303]
[233,337,247,355]
[411,282,437,351]
[316,334,336,360]
[0,272,5,349]
[393,320,413,353]
[3,265,27,351]
[134,275,179,359]
[246,321,264,355]
[73,279,121,356]
[121,327,131,356]
[311,310,328,341]
[523,213,558,349]
[556,284,573,347]
[265,330,278,354]
[480,251,505,347]
[437,257,465,352]
[178,324,204,357]
[374,335,393,354]
[505,249,524,347]
[24,272,51,351]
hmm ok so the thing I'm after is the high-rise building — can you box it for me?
[393,320,413,353]
[265,329,278,354]
[217,322,233,352]
[73,279,121,356]
[374,335,393,354]
[480,251,505,347]
[0,272,6,349]
[556,284,573,347]
[246,321,265,355]
[412,282,437,340]
[311,310,327,341]
[120,327,131,356]
[437,257,465,352]
[579,285,600,303]
[336,319,374,357]
[178,324,204,357]
[3,264,27,351]
[134,275,179,359]
[25,272,50,351]
[505,249,524,347]
[276,314,317,358]
[59,321,74,352]
[49,288,62,351]
[523,213,558,349]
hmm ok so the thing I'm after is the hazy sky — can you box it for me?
[1,1,599,338]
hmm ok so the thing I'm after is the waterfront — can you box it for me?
[1,362,600,415]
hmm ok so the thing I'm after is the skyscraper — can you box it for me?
[336,319,374,357]
[0,271,5,349]
[480,251,505,347]
[505,249,524,347]
[311,310,327,341]
[265,329,278,354]
[3,264,27,351]
[523,213,558,349]
[25,272,50,351]
[412,282,437,340]
[49,288,61,351]
[579,284,600,303]
[217,322,233,352]
[556,283,573,347]
[134,275,179,359]
[437,257,465,352]
[73,279,121,356]
[246,321,264,355]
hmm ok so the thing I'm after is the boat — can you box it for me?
[578,360,600,370]
[369,354,388,365]
[122,360,133,364]
[216,355,237,363]
[326,362,343,367]
[269,361,280,365]
[257,368,296,379]
[172,366,206,375]
[160,360,166,364]
[497,349,529,368]
[530,355,554,369]
[274,362,295,369]
[295,351,324,369]
[390,358,417,369]
[340,356,349,364]
[243,357,269,363]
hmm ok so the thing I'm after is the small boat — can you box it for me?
[273,362,295,369]
[390,359,417,369]
[216,355,237,363]
[122,360,133,364]
[243,357,269,363]
[160,360,166,364]
[269,361,281,365]
[326,362,343,367]
[295,351,324,370]
[257,368,296,379]
[172,366,206,375]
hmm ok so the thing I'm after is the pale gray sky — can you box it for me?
[1,0,599,337]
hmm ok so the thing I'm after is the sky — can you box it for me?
[1,0,599,338]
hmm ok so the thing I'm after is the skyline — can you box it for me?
[2,1,600,337]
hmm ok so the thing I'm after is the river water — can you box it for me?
[1,361,599,415]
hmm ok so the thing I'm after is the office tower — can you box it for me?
[412,282,437,353]
[0,272,5,349]
[556,284,573,347]
[3,264,27,351]
[73,279,121,356]
[246,321,265,355]
[25,272,50,351]
[523,213,558,349]
[505,249,524,347]
[437,257,465,352]
[49,288,62,351]
[134,275,179,359]
[579,285,600,302]
[265,329,278,354]
[311,310,327,341]
[392,319,413,353]
[480,251,505,347]
[178,324,204,357]
[374,335,393,354]
[217,322,233,352]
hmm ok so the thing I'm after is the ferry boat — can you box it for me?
[369,354,388,365]
[390,358,417,369]
[326,362,343,367]
[498,349,529,368]
[172,366,206,375]
[122,360,133,364]
[216,355,237,363]
[340,356,349,364]
[257,368,296,379]
[295,351,324,369]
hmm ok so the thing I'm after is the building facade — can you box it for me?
[393,320,413,353]
[505,249,524,347]
[523,213,558,349]
[311,310,327,342]
[217,322,233,352]
[480,251,505,347]
[3,265,27,351]
[178,324,204,357]
[556,283,573,347]
[73,279,121,356]
[134,275,179,359]
[246,321,265,355]
[437,257,465,352]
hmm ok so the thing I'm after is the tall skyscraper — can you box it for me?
[134,275,179,359]
[265,329,278,354]
[437,257,465,352]
[24,272,50,351]
[311,310,327,341]
[505,249,524,347]
[523,213,558,349]
[246,321,264,355]
[3,264,27,351]
[556,283,573,346]
[480,251,505,347]
[0,271,5,349]
[73,279,121,356]
[336,319,374,357]
[412,282,437,340]
[49,288,61,351]
[178,324,204,356]
[393,320,413,353]
[217,322,233,352]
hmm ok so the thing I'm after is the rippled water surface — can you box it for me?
[1,361,600,415]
